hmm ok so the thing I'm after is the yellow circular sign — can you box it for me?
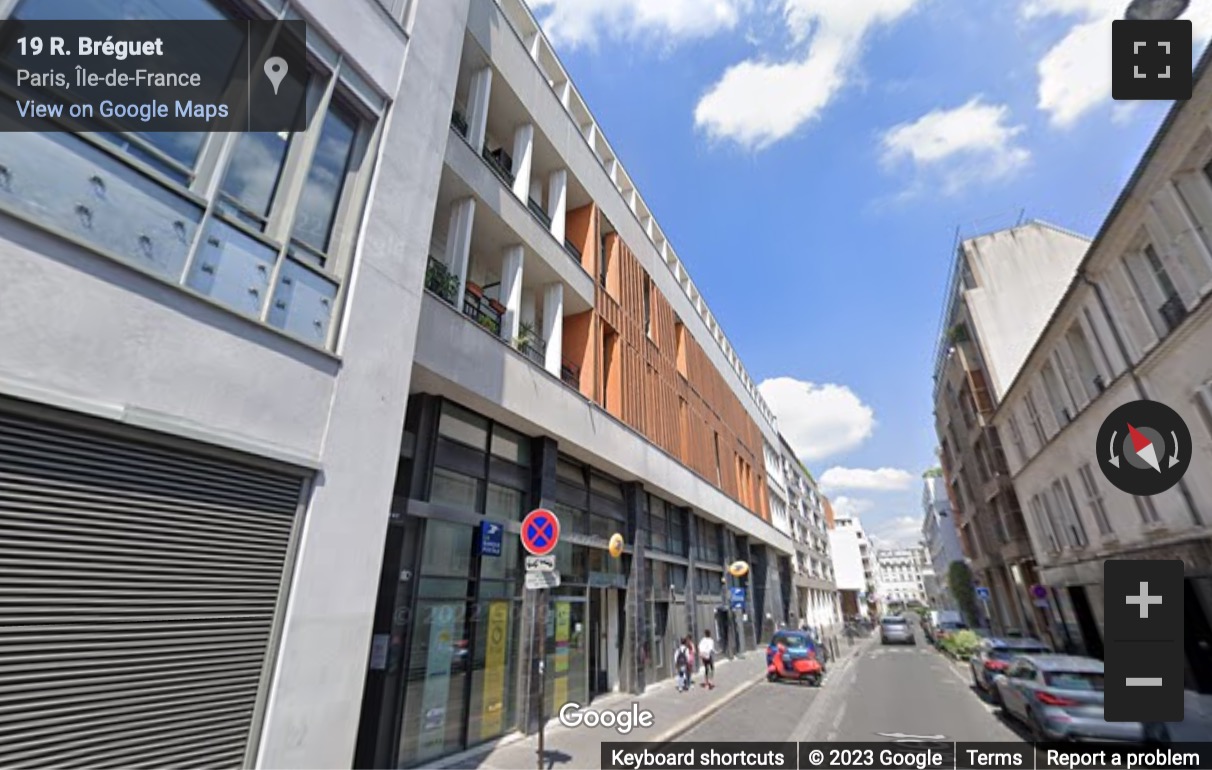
[608,533,624,558]
[728,560,750,577]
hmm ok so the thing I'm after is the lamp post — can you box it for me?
[1124,0,1189,20]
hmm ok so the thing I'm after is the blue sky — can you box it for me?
[528,0,1211,547]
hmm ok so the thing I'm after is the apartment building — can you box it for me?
[828,513,876,619]
[932,220,1089,638]
[0,0,799,768]
[874,547,930,608]
[994,49,1212,685]
[921,473,966,611]
[778,437,840,633]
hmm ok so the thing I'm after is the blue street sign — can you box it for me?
[729,586,745,609]
[477,520,503,557]
[975,586,990,600]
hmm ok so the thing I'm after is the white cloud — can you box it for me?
[831,496,875,518]
[868,514,923,548]
[880,97,1030,194]
[820,466,915,492]
[695,0,924,150]
[758,377,876,461]
[1023,0,1212,128]
[529,0,749,49]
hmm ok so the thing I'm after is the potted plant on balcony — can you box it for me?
[514,321,537,350]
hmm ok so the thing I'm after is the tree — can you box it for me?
[948,561,980,627]
[922,467,943,479]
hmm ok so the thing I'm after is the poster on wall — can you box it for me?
[553,601,571,707]
[480,601,509,739]
[419,604,457,756]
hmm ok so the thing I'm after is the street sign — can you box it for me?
[1031,584,1048,600]
[975,586,991,600]
[729,586,745,611]
[525,555,556,572]
[477,519,503,557]
[521,508,560,556]
[525,570,561,590]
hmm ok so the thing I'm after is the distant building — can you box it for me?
[921,473,966,611]
[828,513,876,619]
[778,437,840,633]
[874,547,930,609]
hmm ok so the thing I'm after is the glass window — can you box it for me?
[1045,671,1104,691]
[439,402,490,450]
[669,510,686,557]
[557,459,585,485]
[218,132,292,227]
[1065,325,1102,402]
[398,595,469,766]
[467,598,518,744]
[1077,464,1113,536]
[430,468,481,512]
[490,425,530,466]
[291,101,359,254]
[419,520,473,580]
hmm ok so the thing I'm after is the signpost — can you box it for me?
[521,509,560,770]
[975,585,991,626]
[1031,584,1049,608]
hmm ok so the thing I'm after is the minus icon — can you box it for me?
[1126,677,1164,686]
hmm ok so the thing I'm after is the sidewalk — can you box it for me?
[438,638,868,770]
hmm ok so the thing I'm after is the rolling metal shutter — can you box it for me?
[0,406,305,768]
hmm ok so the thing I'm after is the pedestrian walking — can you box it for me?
[698,630,715,690]
[674,637,692,692]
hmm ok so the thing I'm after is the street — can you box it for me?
[680,623,1020,745]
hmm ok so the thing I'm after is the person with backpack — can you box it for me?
[674,637,691,692]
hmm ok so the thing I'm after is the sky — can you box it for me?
[527,0,1212,548]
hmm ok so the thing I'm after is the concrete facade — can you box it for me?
[932,221,1089,639]
[874,547,930,608]
[995,50,1212,677]
[828,513,875,619]
[778,437,840,634]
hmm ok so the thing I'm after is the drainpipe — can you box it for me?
[1079,271,1203,526]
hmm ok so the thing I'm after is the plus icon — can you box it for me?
[1112,19,1193,100]
[1126,581,1164,619]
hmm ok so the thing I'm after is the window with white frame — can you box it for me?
[1134,495,1161,525]
[1123,245,1186,337]
[1006,413,1027,466]
[1076,464,1113,536]
[1053,477,1088,548]
[1024,391,1048,447]
[1064,323,1103,404]
[1029,494,1060,553]
[1041,362,1071,428]
[2,0,386,351]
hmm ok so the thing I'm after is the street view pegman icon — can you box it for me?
[1096,399,1191,496]
[1112,18,1193,100]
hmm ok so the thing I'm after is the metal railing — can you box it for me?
[451,109,468,138]
[519,334,547,367]
[462,292,503,336]
[1159,294,1187,333]
[527,197,552,229]
[481,147,514,186]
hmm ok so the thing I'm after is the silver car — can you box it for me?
[880,616,914,645]
[994,654,1144,742]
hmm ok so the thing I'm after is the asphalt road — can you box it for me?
[680,621,1020,744]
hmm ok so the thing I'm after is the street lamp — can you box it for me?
[1124,0,1189,20]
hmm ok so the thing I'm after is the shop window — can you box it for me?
[490,425,531,466]
[430,468,481,512]
[439,402,490,450]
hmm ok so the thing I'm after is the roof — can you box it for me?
[993,39,1212,413]
[1019,654,1103,672]
[986,637,1048,648]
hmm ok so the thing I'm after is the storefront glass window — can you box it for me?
[467,588,519,744]
[439,402,490,449]
[430,468,481,512]
[420,520,474,579]
[490,425,530,466]
[544,599,588,717]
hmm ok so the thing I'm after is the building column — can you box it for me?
[511,123,534,202]
[547,169,567,244]
[541,282,563,377]
[444,197,475,310]
[622,482,648,695]
[500,245,524,342]
[467,66,493,152]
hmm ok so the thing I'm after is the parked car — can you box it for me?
[880,615,915,645]
[994,654,1143,742]
[970,636,1051,698]
[1144,689,1212,743]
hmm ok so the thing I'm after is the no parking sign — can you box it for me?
[520,508,560,556]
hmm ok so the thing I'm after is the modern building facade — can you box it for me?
[932,221,1089,638]
[827,513,876,619]
[922,473,965,611]
[778,437,840,633]
[0,0,803,768]
[995,50,1212,684]
[873,547,930,609]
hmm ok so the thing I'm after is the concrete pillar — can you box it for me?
[500,245,524,342]
[547,169,567,244]
[525,31,541,59]
[444,197,475,310]
[558,80,572,109]
[541,282,563,376]
[622,482,648,695]
[467,67,493,152]
[511,123,534,202]
[607,158,619,185]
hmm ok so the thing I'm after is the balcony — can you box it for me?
[1159,294,1187,333]
[482,146,514,187]
[451,108,469,139]
[561,360,581,390]
[426,257,459,305]
[528,196,552,229]
[564,238,582,262]
[462,282,504,337]
[517,325,547,367]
